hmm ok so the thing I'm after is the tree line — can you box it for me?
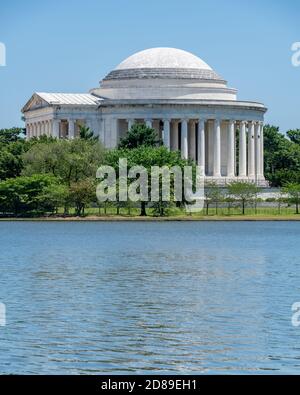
[0,124,299,217]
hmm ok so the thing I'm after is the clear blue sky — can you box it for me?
[0,0,299,131]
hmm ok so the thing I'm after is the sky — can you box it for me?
[0,0,299,132]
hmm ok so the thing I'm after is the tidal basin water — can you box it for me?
[0,221,300,374]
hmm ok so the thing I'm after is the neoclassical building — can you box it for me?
[22,47,267,186]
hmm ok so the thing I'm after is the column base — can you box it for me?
[204,176,269,188]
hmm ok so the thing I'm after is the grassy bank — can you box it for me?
[0,216,300,221]
[0,206,300,221]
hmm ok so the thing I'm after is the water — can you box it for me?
[0,221,300,374]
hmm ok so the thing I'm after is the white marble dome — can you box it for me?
[102,47,222,82]
[115,47,212,71]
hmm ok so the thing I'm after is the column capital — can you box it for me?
[248,121,255,133]
[213,118,222,126]
[255,124,261,139]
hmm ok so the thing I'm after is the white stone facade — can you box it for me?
[22,47,267,186]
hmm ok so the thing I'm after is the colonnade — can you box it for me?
[125,118,264,179]
[26,119,77,139]
[26,116,265,180]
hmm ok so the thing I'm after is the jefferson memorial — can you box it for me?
[22,47,267,186]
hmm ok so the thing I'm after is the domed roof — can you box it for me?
[103,47,223,82]
[115,47,212,70]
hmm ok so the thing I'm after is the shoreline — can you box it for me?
[0,215,300,222]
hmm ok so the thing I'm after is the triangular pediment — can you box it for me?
[22,93,50,113]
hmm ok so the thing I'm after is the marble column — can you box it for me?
[197,119,205,174]
[52,119,60,138]
[260,122,264,178]
[163,119,170,150]
[172,121,179,151]
[181,119,188,159]
[213,119,221,177]
[189,121,196,160]
[47,120,51,136]
[248,121,255,177]
[26,124,31,139]
[127,119,134,130]
[145,119,152,128]
[255,122,261,179]
[239,121,247,177]
[47,121,52,137]
[227,120,235,177]
[68,119,75,139]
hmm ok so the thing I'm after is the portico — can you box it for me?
[26,118,85,139]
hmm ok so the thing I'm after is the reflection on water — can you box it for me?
[0,221,300,374]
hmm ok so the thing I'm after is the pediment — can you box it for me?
[22,93,50,112]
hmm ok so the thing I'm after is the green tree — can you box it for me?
[204,182,223,215]
[0,174,59,216]
[79,125,98,141]
[264,125,300,186]
[0,136,37,181]
[282,183,300,214]
[0,127,24,144]
[22,139,104,185]
[0,149,23,180]
[118,123,162,149]
[227,181,260,215]
[69,178,95,216]
[104,146,189,216]
[224,196,236,215]
[287,129,300,145]
[38,183,69,214]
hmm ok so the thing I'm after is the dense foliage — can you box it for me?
[264,125,300,186]
[105,145,191,216]
[118,124,162,149]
